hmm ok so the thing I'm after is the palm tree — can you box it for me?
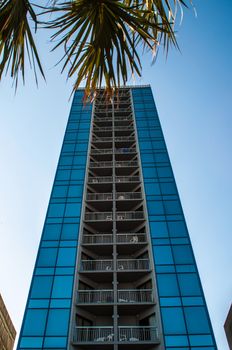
[0,0,190,97]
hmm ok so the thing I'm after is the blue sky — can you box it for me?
[0,0,231,349]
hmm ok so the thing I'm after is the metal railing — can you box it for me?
[73,327,114,343]
[92,136,113,142]
[82,234,113,244]
[77,290,114,304]
[115,176,140,183]
[116,211,144,220]
[85,212,113,221]
[86,193,113,201]
[91,149,112,155]
[115,161,138,167]
[114,125,133,131]
[118,327,159,343]
[116,192,142,200]
[115,136,135,142]
[89,161,113,168]
[116,233,147,243]
[118,289,153,303]
[81,259,113,271]
[114,116,133,121]
[115,148,136,154]
[93,126,112,132]
[88,176,113,183]
[117,259,149,271]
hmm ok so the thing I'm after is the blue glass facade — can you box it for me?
[132,86,217,350]
[17,90,92,350]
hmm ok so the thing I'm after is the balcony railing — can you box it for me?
[114,125,133,131]
[73,327,114,343]
[92,136,113,142]
[115,176,140,183]
[85,212,113,221]
[118,289,153,303]
[86,193,113,201]
[93,126,112,132]
[114,116,133,121]
[116,192,142,200]
[116,233,147,243]
[118,326,159,343]
[88,176,113,183]
[115,161,138,167]
[115,148,136,154]
[77,290,114,304]
[82,234,113,245]
[81,259,113,271]
[115,136,135,142]
[91,149,112,155]
[117,259,149,271]
[116,211,145,220]
[89,161,113,168]
[73,326,159,343]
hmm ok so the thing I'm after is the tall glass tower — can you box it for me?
[17,86,217,350]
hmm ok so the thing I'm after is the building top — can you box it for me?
[0,293,16,339]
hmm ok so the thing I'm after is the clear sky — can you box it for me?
[0,0,231,349]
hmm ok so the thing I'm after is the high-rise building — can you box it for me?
[224,304,232,350]
[17,85,217,350]
[0,294,16,350]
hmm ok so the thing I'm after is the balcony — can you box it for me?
[115,176,140,183]
[116,233,147,243]
[116,192,142,200]
[118,326,159,343]
[73,326,114,343]
[115,161,138,168]
[73,326,159,344]
[89,161,113,168]
[88,176,113,184]
[118,289,154,304]
[77,289,114,304]
[82,234,113,245]
[85,212,112,221]
[117,259,149,271]
[91,149,113,155]
[116,211,144,220]
[87,193,113,201]
[81,259,113,272]
[92,136,113,142]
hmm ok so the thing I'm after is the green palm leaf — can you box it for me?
[0,0,45,87]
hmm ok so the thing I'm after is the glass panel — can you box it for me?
[22,309,47,336]
[162,308,186,334]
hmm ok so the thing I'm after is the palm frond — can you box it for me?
[46,0,185,98]
[0,0,45,87]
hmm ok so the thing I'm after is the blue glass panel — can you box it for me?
[28,300,49,308]
[61,223,79,240]
[70,169,85,180]
[73,155,86,165]
[157,274,179,296]
[64,203,81,217]
[52,276,73,298]
[68,185,82,197]
[178,274,201,296]
[47,204,65,218]
[37,248,58,267]
[43,224,62,240]
[43,337,67,348]
[184,307,211,334]
[153,246,174,264]
[172,245,194,264]
[144,183,161,195]
[165,335,189,347]
[168,221,187,237]
[147,201,164,215]
[162,307,186,334]
[56,170,71,181]
[149,221,168,238]
[160,182,177,194]
[35,267,55,275]
[142,167,158,178]
[52,186,68,198]
[50,299,71,308]
[182,297,204,306]
[56,248,76,266]
[20,337,43,348]
[30,276,53,298]
[189,335,214,346]
[141,153,154,163]
[160,297,181,306]
[46,309,70,336]
[164,201,182,215]
[22,309,47,336]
